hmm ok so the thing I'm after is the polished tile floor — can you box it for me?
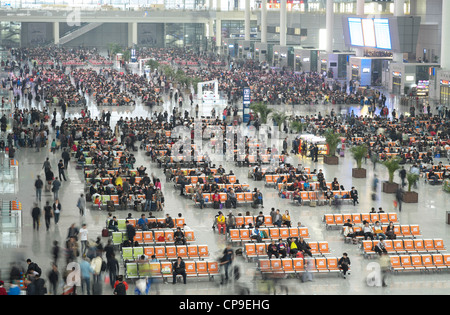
[1,85,449,296]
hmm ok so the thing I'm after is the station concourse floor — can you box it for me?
[1,92,450,296]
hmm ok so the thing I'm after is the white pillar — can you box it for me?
[245,0,250,41]
[325,0,334,54]
[394,0,405,17]
[356,0,364,16]
[280,0,287,46]
[128,22,137,46]
[216,18,222,48]
[355,0,364,57]
[53,22,59,45]
[216,0,221,11]
[441,0,450,69]
[393,0,405,63]
[261,0,267,44]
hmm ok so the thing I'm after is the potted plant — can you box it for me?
[350,144,368,178]
[249,102,273,124]
[271,111,288,133]
[290,120,307,135]
[381,156,401,193]
[323,128,341,165]
[403,172,419,203]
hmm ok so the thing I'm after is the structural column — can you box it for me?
[441,0,450,69]
[128,22,138,47]
[245,0,251,41]
[280,0,287,46]
[393,0,405,63]
[355,0,364,57]
[53,22,60,45]
[261,0,267,44]
[215,18,222,48]
[394,0,405,17]
[325,0,334,54]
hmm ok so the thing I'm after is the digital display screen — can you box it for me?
[362,18,376,47]
[374,18,392,50]
[348,18,364,46]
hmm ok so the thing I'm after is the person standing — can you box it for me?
[53,199,61,225]
[79,224,88,256]
[43,201,53,231]
[31,203,41,231]
[35,175,43,202]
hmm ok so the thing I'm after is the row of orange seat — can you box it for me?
[324,213,399,228]
[193,191,255,206]
[258,257,345,274]
[244,241,331,259]
[122,244,209,262]
[390,254,450,272]
[361,239,445,258]
[126,260,220,280]
[229,227,310,245]
[186,183,249,196]
[111,229,195,246]
[175,174,237,185]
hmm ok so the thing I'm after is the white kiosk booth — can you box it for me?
[197,80,227,117]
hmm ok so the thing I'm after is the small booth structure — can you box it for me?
[348,56,392,88]
[298,134,328,157]
[254,42,273,63]
[237,40,253,59]
[272,45,295,68]
[293,48,320,73]
[222,38,239,58]
[388,62,439,95]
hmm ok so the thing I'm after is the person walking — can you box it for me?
[219,244,234,284]
[43,201,53,231]
[107,254,120,289]
[395,187,403,212]
[80,256,94,295]
[31,203,41,231]
[77,194,86,216]
[52,178,61,201]
[62,148,70,170]
[113,275,128,295]
[35,175,43,202]
[57,159,67,181]
[399,167,407,188]
[47,263,59,295]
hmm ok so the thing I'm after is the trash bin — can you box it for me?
[447,211,450,225]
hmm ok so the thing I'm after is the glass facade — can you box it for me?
[0,22,21,47]
[165,23,205,48]
[1,0,410,13]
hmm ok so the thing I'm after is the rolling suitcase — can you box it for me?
[106,200,115,212]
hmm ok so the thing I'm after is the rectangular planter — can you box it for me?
[382,182,399,194]
[352,168,367,178]
[402,191,418,203]
[324,155,339,165]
